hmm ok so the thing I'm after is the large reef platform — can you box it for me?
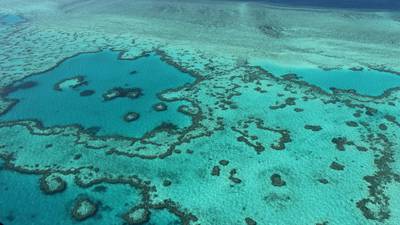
[0,0,399,225]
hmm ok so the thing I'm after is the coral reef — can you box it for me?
[0,1,399,224]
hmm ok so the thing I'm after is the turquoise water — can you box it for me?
[146,210,181,225]
[256,61,400,96]
[0,51,195,137]
[1,1,399,224]
[0,162,176,225]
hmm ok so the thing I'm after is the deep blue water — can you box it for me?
[243,0,400,10]
[0,50,194,137]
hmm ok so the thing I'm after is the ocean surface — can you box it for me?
[0,0,399,225]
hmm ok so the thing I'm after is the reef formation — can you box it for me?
[0,1,399,225]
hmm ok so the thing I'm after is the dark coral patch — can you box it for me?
[178,104,199,116]
[102,87,142,101]
[353,110,362,118]
[236,136,265,154]
[219,160,229,166]
[54,75,87,91]
[153,102,168,112]
[245,217,257,225]
[269,97,296,110]
[356,146,368,152]
[85,126,101,135]
[39,174,67,195]
[211,166,220,176]
[1,81,37,96]
[163,179,172,187]
[346,121,359,127]
[331,137,348,151]
[71,197,98,221]
[73,154,82,160]
[79,90,95,96]
[384,115,396,123]
[124,112,140,122]
[294,108,304,112]
[318,178,329,184]
[232,118,291,153]
[304,125,322,131]
[270,173,286,187]
[186,149,194,154]
[16,81,37,89]
[378,124,388,131]
[316,221,329,225]
[349,66,364,71]
[229,169,242,184]
[122,206,150,225]
[92,185,107,193]
[365,107,377,116]
[5,212,15,222]
[155,122,178,131]
[330,161,345,171]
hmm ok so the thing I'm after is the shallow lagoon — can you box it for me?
[253,60,400,96]
[0,50,195,137]
[251,0,400,10]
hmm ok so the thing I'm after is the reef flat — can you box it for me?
[0,0,399,225]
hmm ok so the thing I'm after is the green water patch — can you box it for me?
[253,60,400,96]
[0,50,195,137]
